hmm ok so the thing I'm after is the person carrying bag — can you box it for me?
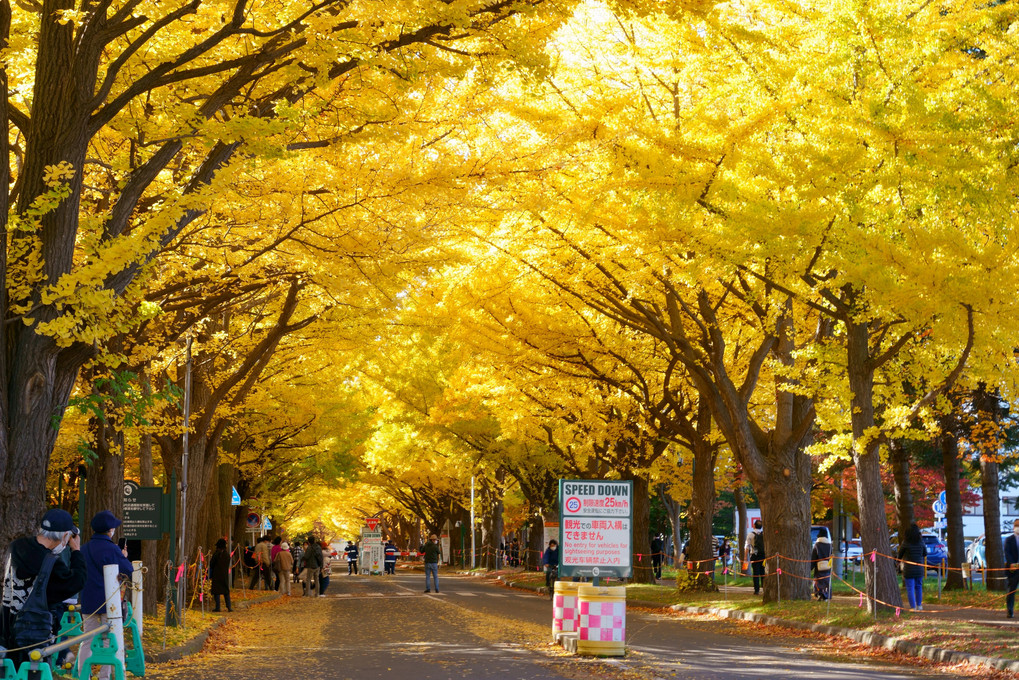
[12,553,58,649]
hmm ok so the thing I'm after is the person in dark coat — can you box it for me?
[1,509,85,665]
[810,527,833,600]
[303,537,323,596]
[384,540,398,575]
[78,510,134,679]
[345,541,359,575]
[650,534,665,580]
[209,538,232,612]
[1005,519,1019,618]
[897,523,928,610]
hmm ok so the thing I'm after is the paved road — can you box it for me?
[147,571,966,680]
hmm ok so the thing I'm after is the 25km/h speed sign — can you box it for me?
[558,479,633,580]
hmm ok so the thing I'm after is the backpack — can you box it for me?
[13,553,57,648]
[752,531,765,559]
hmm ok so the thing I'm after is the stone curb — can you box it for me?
[145,592,281,663]
[476,572,1019,673]
[670,604,1019,674]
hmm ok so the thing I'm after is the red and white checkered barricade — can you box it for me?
[576,585,626,656]
[552,581,581,639]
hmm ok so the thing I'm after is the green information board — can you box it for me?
[123,480,164,540]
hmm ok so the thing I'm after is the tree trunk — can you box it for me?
[757,466,812,602]
[83,427,125,538]
[941,428,966,590]
[624,473,655,584]
[733,482,748,576]
[657,484,682,574]
[975,385,1006,591]
[685,442,717,587]
[0,342,90,568]
[981,456,1005,591]
[846,319,903,612]
[526,516,542,571]
[0,0,10,562]
[140,420,158,615]
[488,470,505,569]
[889,440,914,541]
[217,463,234,547]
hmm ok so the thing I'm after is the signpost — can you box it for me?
[361,523,384,574]
[933,494,947,540]
[228,488,241,588]
[559,480,633,583]
[122,481,163,540]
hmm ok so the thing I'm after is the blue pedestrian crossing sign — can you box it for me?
[231,487,241,506]
[262,517,272,531]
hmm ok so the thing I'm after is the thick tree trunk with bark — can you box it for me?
[140,421,158,615]
[0,0,10,561]
[975,384,1006,591]
[685,442,718,587]
[756,466,812,602]
[941,429,966,590]
[624,473,655,584]
[846,319,903,612]
[889,440,914,541]
[83,426,125,537]
[526,516,542,571]
[217,463,235,546]
[486,472,505,569]
[981,456,1005,590]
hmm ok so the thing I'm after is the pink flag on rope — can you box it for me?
[776,568,782,575]
[176,564,185,582]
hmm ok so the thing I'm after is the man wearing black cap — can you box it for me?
[77,511,134,678]
[1,509,86,660]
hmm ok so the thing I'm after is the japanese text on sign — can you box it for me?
[562,482,631,517]
[559,479,633,579]
[562,518,630,567]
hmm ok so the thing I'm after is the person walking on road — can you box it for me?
[650,533,664,580]
[384,540,398,575]
[270,536,283,591]
[810,527,833,600]
[898,523,928,611]
[541,540,559,592]
[745,519,765,595]
[424,534,441,593]
[345,540,359,575]
[1005,519,1019,618]
[303,537,323,597]
[209,538,233,612]
[78,510,134,679]
[319,542,331,595]
[274,542,294,596]
[718,537,732,572]
[250,536,271,590]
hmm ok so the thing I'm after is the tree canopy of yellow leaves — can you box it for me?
[7,0,1019,593]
